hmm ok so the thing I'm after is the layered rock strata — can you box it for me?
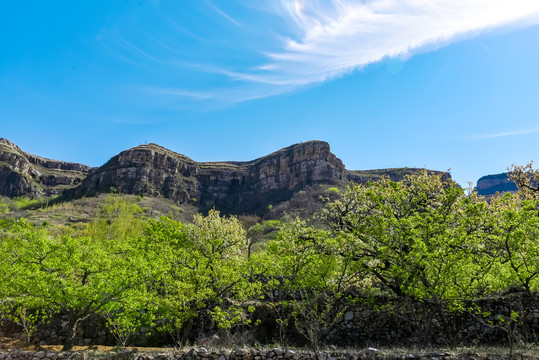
[0,138,92,198]
[347,168,450,184]
[476,173,518,196]
[68,141,347,214]
[0,139,453,215]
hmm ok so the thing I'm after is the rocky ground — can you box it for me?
[0,337,166,353]
[3,337,539,360]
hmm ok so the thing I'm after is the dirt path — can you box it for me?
[0,337,171,353]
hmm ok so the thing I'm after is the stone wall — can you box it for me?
[5,345,466,360]
[0,348,385,360]
[2,292,539,349]
[323,293,539,346]
[0,315,117,348]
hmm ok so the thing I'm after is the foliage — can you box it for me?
[0,197,156,350]
[0,202,8,214]
[485,193,539,303]
[245,219,281,256]
[326,187,340,195]
[144,209,260,344]
[4,168,539,349]
[11,197,38,209]
[317,172,501,342]
[88,194,144,241]
[509,162,539,198]
[265,219,356,349]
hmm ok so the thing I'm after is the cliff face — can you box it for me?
[69,144,200,203]
[476,173,518,196]
[69,141,346,214]
[347,168,451,184]
[0,138,92,198]
[197,141,346,213]
[1,138,455,215]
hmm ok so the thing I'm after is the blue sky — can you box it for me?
[2,1,539,187]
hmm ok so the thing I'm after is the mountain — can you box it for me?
[0,138,92,198]
[64,140,347,214]
[347,167,451,183]
[476,172,518,196]
[0,138,452,215]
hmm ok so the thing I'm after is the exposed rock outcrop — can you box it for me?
[67,141,347,214]
[476,173,518,196]
[67,143,200,203]
[1,138,453,215]
[0,138,92,198]
[197,141,346,213]
[347,168,450,184]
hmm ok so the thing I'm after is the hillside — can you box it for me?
[476,172,518,196]
[0,138,92,198]
[0,138,451,216]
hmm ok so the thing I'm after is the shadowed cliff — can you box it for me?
[0,139,452,215]
[0,138,93,198]
[64,140,347,214]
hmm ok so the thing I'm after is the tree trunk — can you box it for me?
[62,317,78,351]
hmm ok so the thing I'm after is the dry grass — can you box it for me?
[0,194,199,226]
[0,337,172,354]
[4,336,539,359]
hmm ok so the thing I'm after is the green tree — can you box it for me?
[509,162,539,199]
[0,215,155,350]
[89,194,144,241]
[146,210,259,344]
[265,219,359,349]
[485,193,539,303]
[243,218,281,258]
[0,201,8,215]
[142,216,192,343]
[0,219,56,341]
[319,172,492,342]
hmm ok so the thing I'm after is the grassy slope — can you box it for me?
[0,194,199,226]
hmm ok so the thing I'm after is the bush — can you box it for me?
[0,203,8,214]
[325,187,340,195]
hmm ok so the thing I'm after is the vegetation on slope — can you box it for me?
[1,164,539,352]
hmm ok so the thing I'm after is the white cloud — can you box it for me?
[239,0,539,87]
[130,1,539,104]
[206,1,244,28]
[467,128,539,140]
[142,87,216,101]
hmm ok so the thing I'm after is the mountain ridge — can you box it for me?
[475,172,518,196]
[0,138,450,215]
[0,138,93,198]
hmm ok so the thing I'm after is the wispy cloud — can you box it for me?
[466,128,539,140]
[237,0,539,87]
[142,87,216,101]
[206,1,244,28]
[119,38,161,62]
[135,84,298,110]
[119,1,539,105]
[101,42,140,67]
[158,14,205,41]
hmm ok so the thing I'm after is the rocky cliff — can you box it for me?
[0,138,92,198]
[347,167,450,184]
[198,141,347,213]
[476,172,518,196]
[66,141,347,214]
[1,139,454,215]
[67,143,200,203]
